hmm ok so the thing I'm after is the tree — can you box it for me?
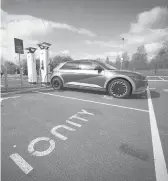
[21,59,28,75]
[4,61,17,74]
[150,40,168,69]
[122,52,130,69]
[105,57,110,64]
[130,45,148,70]
[50,55,73,69]
[16,66,20,74]
[157,40,168,68]
[1,64,5,77]
[149,57,157,69]
[115,55,121,69]
[1,64,5,73]
[163,40,168,53]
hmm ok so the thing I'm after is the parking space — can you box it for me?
[148,76,162,80]
[163,77,168,80]
[148,81,168,92]
[147,76,168,81]
[1,80,168,181]
[36,87,149,111]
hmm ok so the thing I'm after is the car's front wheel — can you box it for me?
[107,79,131,98]
[51,77,63,90]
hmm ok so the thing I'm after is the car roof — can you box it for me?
[66,59,101,64]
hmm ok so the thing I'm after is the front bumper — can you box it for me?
[132,80,148,95]
[133,88,147,94]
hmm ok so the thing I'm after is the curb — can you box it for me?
[1,86,52,96]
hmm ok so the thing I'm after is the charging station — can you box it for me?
[26,47,37,84]
[37,42,51,85]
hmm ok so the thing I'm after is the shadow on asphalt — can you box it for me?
[126,90,160,100]
[62,87,107,95]
[119,143,149,161]
[2,87,160,100]
[149,90,160,98]
[48,88,161,100]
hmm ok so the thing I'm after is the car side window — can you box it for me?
[79,62,102,70]
[60,62,79,70]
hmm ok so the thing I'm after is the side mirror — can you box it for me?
[98,68,103,73]
[96,67,103,73]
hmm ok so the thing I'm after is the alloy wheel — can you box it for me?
[110,81,127,97]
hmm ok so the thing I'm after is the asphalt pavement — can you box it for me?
[1,77,168,181]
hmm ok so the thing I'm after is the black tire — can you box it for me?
[107,79,131,98]
[51,77,63,90]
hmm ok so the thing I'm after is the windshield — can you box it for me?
[98,61,117,70]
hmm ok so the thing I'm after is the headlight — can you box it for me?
[130,75,147,81]
[140,75,147,80]
[130,76,140,81]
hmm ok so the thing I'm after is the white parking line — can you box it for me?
[9,153,33,174]
[0,96,20,102]
[149,88,156,90]
[147,88,168,181]
[159,76,165,80]
[147,76,168,77]
[148,80,168,82]
[163,89,168,92]
[35,91,149,113]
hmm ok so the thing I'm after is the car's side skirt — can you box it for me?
[65,82,102,88]
[64,83,106,92]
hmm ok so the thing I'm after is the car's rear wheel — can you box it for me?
[51,77,63,90]
[107,79,131,98]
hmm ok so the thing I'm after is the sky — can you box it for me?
[1,0,168,64]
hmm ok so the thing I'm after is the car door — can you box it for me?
[59,61,81,86]
[76,61,106,88]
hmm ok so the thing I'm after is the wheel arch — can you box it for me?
[51,75,64,85]
[105,76,135,94]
